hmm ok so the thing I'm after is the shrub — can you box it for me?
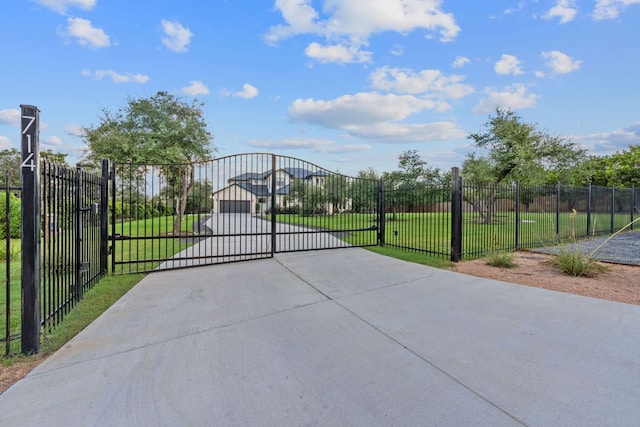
[0,192,21,239]
[551,249,608,277]
[0,243,20,261]
[485,252,517,268]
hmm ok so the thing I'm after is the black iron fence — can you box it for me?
[3,148,639,354]
[40,160,109,330]
[1,173,21,355]
[111,154,639,274]
[1,160,109,355]
[111,154,379,273]
[385,172,639,261]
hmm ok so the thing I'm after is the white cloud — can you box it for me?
[222,83,259,99]
[503,1,526,15]
[542,50,582,74]
[247,137,371,153]
[32,0,95,14]
[495,54,524,75]
[573,122,640,154]
[161,20,193,53]
[452,56,470,68]
[264,0,322,44]
[304,42,372,64]
[290,92,435,128]
[288,91,466,142]
[370,66,475,103]
[265,0,460,63]
[0,136,11,148]
[593,0,640,20]
[0,109,21,127]
[181,81,210,97]
[389,44,404,56]
[345,122,467,142]
[81,69,149,83]
[64,17,110,48]
[473,84,539,113]
[544,0,578,23]
[65,124,85,137]
[44,136,62,146]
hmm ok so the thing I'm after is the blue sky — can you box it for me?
[1,0,639,176]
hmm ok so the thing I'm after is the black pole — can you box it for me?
[270,154,277,256]
[5,172,11,355]
[20,105,41,354]
[100,160,109,275]
[586,184,592,236]
[111,162,117,274]
[632,187,636,231]
[450,167,462,262]
[515,181,520,250]
[611,186,615,233]
[555,183,560,240]
[75,166,83,302]
[377,178,385,246]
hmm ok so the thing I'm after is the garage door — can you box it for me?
[220,200,251,213]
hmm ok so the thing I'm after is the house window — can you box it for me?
[258,198,266,203]
[276,179,285,188]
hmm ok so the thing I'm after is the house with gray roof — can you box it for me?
[212,167,330,213]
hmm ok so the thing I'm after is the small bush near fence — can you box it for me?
[0,192,21,239]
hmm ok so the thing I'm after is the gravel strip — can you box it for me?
[533,230,640,266]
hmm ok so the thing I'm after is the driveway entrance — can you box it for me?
[2,248,639,426]
[111,153,379,273]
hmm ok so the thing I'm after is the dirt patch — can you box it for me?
[0,354,47,395]
[448,251,640,306]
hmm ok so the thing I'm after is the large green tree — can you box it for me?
[0,149,21,188]
[323,174,349,214]
[466,108,586,185]
[586,145,640,187]
[285,178,325,216]
[464,108,587,223]
[82,91,215,234]
[382,150,442,218]
[351,167,379,214]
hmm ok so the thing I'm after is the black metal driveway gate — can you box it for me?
[111,154,381,274]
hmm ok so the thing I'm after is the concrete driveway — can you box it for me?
[1,248,639,426]
[159,213,351,269]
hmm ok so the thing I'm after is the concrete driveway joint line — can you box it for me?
[1,247,639,426]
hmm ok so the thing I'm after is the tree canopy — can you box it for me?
[382,150,445,218]
[584,145,640,187]
[82,91,214,165]
[465,108,587,185]
[82,91,215,234]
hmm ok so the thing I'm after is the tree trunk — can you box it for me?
[173,166,194,235]
[483,182,497,224]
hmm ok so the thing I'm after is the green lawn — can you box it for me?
[111,214,201,273]
[271,211,636,259]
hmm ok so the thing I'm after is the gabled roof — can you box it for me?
[236,182,270,196]
[229,167,331,183]
[228,172,268,182]
[274,183,291,195]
